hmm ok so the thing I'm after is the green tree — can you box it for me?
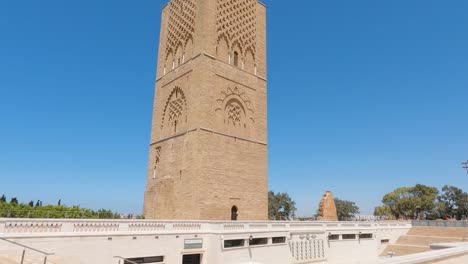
[334,198,360,221]
[374,205,392,219]
[0,196,121,219]
[412,184,439,218]
[381,184,438,220]
[10,197,18,205]
[426,201,447,220]
[438,185,468,220]
[382,187,411,219]
[0,195,6,203]
[268,191,297,220]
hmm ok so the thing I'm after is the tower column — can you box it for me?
[144,0,268,220]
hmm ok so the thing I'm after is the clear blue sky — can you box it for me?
[1,0,467,216]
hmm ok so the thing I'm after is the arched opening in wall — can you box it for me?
[233,52,239,67]
[231,206,238,221]
[216,36,229,64]
[231,42,242,68]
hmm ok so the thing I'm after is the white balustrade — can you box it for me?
[0,219,411,238]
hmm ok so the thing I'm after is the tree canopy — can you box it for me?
[373,205,392,219]
[436,185,468,220]
[334,198,360,221]
[375,184,467,220]
[0,195,124,219]
[268,191,297,220]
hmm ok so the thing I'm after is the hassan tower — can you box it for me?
[143,0,268,220]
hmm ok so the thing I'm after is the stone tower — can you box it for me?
[317,191,338,221]
[143,0,268,220]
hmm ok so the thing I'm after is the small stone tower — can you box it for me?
[143,0,268,220]
[317,191,338,221]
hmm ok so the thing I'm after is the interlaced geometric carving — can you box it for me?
[162,87,187,132]
[168,98,184,125]
[216,86,254,127]
[226,100,243,126]
[166,0,197,57]
[154,146,161,169]
[217,0,257,56]
[152,146,162,179]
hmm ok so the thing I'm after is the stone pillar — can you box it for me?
[317,191,338,221]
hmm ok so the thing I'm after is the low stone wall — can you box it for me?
[0,219,412,264]
[0,219,411,238]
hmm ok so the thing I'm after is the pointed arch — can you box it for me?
[165,50,174,72]
[216,34,230,64]
[215,86,255,129]
[224,98,246,127]
[175,43,184,68]
[231,41,243,68]
[161,87,188,134]
[184,37,193,62]
[244,48,255,73]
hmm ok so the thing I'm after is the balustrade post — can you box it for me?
[43,255,47,264]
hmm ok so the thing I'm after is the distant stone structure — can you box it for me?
[143,0,268,220]
[317,191,338,221]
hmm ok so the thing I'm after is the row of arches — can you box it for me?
[164,37,256,75]
[217,36,256,74]
[164,38,193,74]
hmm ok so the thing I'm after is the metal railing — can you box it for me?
[412,220,468,228]
[0,237,54,264]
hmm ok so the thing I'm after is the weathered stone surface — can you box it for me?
[317,191,338,221]
[143,0,268,220]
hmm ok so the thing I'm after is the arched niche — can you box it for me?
[184,37,193,62]
[231,42,242,68]
[244,49,255,74]
[217,35,229,64]
[175,44,183,68]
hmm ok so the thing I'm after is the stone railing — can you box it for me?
[0,218,411,238]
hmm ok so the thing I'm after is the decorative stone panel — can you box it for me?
[73,222,119,233]
[165,0,197,66]
[173,223,201,231]
[217,0,257,56]
[161,87,188,134]
[128,222,166,232]
[4,222,62,233]
[215,86,254,128]
[289,239,325,262]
